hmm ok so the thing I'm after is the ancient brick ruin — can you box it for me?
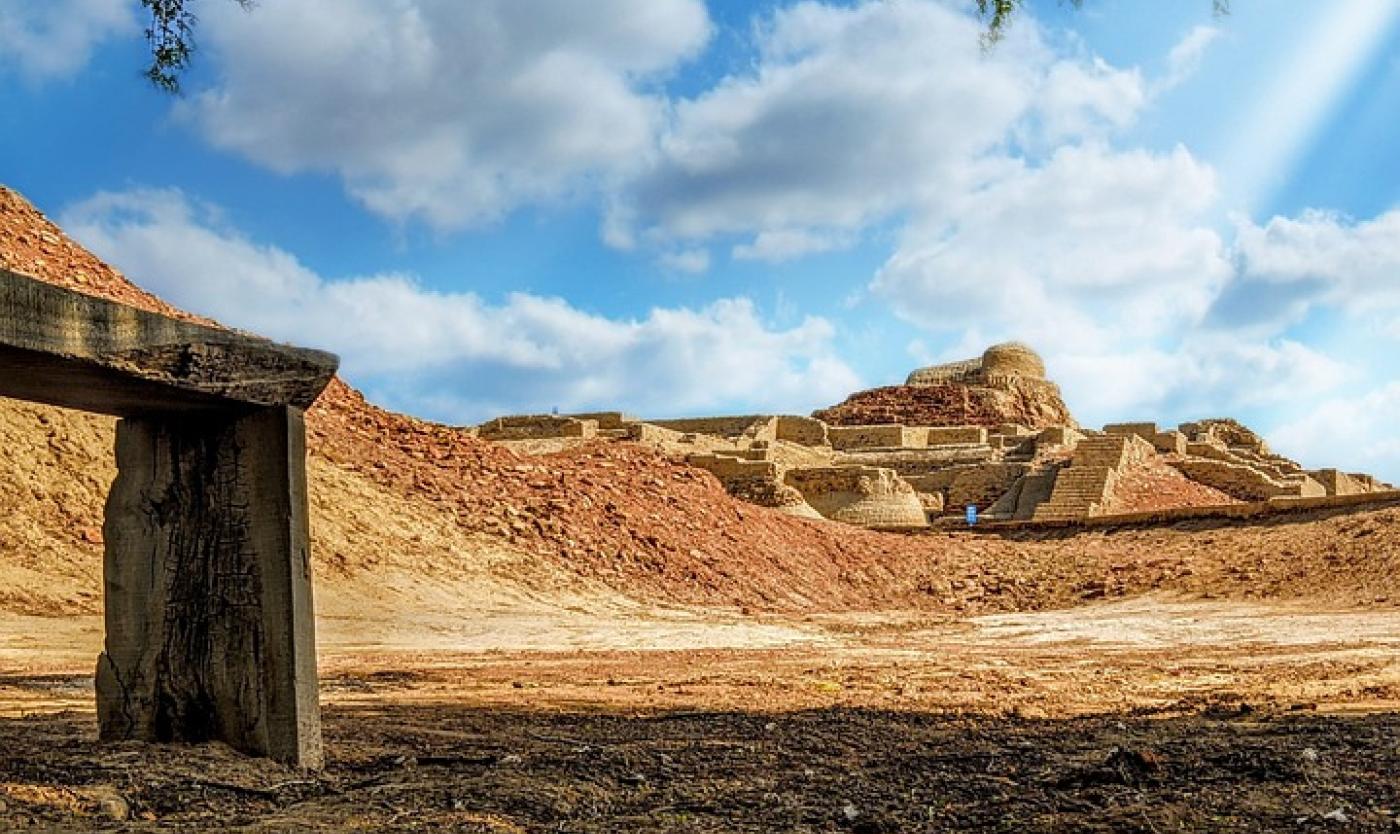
[0,265,336,767]
[477,343,1391,530]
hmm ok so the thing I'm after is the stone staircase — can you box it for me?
[1029,434,1151,521]
[1031,465,1117,521]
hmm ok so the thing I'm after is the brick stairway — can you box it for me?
[1031,465,1117,521]
[1029,435,1148,521]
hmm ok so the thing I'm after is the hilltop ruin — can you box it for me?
[478,343,1390,530]
[815,342,1075,429]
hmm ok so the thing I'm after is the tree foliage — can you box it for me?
[139,0,251,93]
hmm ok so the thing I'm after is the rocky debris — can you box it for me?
[814,379,1075,430]
[1104,456,1237,513]
[0,187,208,325]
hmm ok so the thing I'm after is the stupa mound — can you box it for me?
[816,342,1074,429]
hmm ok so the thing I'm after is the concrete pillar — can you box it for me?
[96,406,322,769]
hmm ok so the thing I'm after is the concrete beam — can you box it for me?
[0,266,336,416]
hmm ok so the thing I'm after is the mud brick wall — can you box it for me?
[947,462,1032,510]
[568,412,635,430]
[651,416,777,442]
[775,415,830,447]
[479,415,598,440]
[837,446,996,476]
[1037,426,1083,447]
[924,426,989,446]
[1153,431,1187,455]
[829,424,920,450]
[1104,422,1158,440]
[1171,458,1290,501]
[1072,435,1153,470]
[686,454,780,480]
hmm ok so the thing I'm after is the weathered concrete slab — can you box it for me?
[0,266,337,416]
[97,407,322,768]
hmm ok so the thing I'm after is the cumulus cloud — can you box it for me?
[871,143,1230,353]
[183,0,711,229]
[0,0,133,81]
[61,188,860,421]
[604,0,1145,253]
[1031,58,1145,142]
[1050,338,1352,425]
[1270,383,1400,480]
[178,0,1150,259]
[1233,209,1400,319]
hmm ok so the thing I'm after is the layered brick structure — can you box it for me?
[815,343,1075,430]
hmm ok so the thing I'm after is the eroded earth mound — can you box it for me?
[815,342,1076,429]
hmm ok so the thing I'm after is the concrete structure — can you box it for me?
[1,266,336,768]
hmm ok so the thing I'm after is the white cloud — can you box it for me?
[1032,58,1145,142]
[871,143,1230,354]
[657,248,711,274]
[183,0,711,230]
[732,228,851,263]
[0,0,133,81]
[1156,25,1220,93]
[1270,382,1400,482]
[862,137,1379,436]
[1051,338,1352,427]
[1234,209,1400,313]
[176,0,1149,261]
[60,188,859,421]
[605,0,1143,250]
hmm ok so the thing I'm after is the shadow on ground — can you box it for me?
[1,698,1397,832]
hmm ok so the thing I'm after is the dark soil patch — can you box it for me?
[2,706,1397,832]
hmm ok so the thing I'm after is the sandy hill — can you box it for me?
[1,184,1397,630]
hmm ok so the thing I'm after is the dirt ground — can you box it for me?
[3,596,1398,833]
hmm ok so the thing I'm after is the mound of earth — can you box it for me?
[2,183,1397,627]
[0,185,968,617]
[814,343,1075,429]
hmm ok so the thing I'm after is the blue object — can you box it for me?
[965,504,978,527]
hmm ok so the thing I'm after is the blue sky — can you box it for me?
[2,0,1400,479]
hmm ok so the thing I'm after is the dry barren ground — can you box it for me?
[2,597,1398,833]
